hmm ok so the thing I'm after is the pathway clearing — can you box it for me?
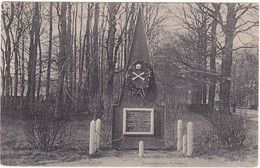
[45,150,257,167]
[236,109,258,122]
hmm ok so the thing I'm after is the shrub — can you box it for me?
[25,102,71,152]
[206,111,248,148]
[194,127,222,156]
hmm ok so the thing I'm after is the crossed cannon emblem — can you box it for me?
[132,72,145,81]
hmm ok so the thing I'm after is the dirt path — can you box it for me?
[236,109,258,122]
[45,150,257,167]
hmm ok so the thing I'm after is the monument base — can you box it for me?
[112,105,165,149]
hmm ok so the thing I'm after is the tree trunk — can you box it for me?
[208,4,219,108]
[66,3,73,110]
[202,12,207,104]
[78,3,83,100]
[73,4,78,103]
[91,2,99,119]
[46,2,53,100]
[36,3,42,102]
[1,58,6,112]
[56,2,67,114]
[103,3,119,147]
[105,3,118,108]
[82,3,93,104]
[99,4,108,106]
[91,3,99,96]
[3,2,14,110]
[192,29,203,104]
[72,4,78,111]
[27,2,39,110]
[14,37,19,107]
[20,36,25,108]
[13,3,24,108]
[99,4,106,100]
[219,4,237,114]
[37,35,42,101]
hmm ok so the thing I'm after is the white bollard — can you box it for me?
[93,122,97,153]
[96,119,101,150]
[94,132,97,152]
[89,120,96,155]
[187,122,193,156]
[177,119,183,152]
[139,140,144,158]
[183,134,187,154]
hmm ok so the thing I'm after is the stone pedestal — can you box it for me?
[112,103,165,149]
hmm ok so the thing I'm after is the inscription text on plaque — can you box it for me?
[123,108,154,135]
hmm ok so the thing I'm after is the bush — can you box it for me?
[194,127,222,156]
[206,111,248,148]
[25,102,71,152]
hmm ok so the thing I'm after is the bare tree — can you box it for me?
[215,3,258,113]
[27,2,40,110]
[13,3,26,106]
[105,3,121,110]
[46,2,53,100]
[2,2,14,110]
[73,3,78,103]
[56,2,67,114]
[170,3,211,104]
[82,3,93,104]
[78,3,83,99]
[20,35,25,108]
[208,4,220,108]
[66,3,73,110]
[36,3,42,102]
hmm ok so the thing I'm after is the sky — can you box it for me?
[161,3,259,50]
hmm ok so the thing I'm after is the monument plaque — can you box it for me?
[123,108,154,135]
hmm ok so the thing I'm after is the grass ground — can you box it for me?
[1,109,258,166]
[1,111,91,166]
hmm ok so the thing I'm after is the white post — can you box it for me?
[139,140,144,158]
[89,120,96,155]
[96,119,101,150]
[187,122,193,156]
[183,134,187,154]
[94,132,97,153]
[177,119,182,152]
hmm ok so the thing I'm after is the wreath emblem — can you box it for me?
[126,60,153,100]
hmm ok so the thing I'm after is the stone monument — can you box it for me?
[112,9,165,149]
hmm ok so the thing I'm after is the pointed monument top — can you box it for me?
[126,8,157,103]
[128,8,151,67]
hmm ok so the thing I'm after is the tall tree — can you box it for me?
[83,3,93,104]
[219,4,236,114]
[173,4,210,104]
[20,35,25,108]
[217,3,258,113]
[89,2,100,118]
[91,2,99,95]
[66,2,73,109]
[2,2,14,110]
[36,4,42,101]
[14,2,25,106]
[56,2,67,114]
[78,3,83,99]
[27,2,40,110]
[208,4,220,108]
[105,3,120,111]
[73,3,78,101]
[46,2,53,100]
